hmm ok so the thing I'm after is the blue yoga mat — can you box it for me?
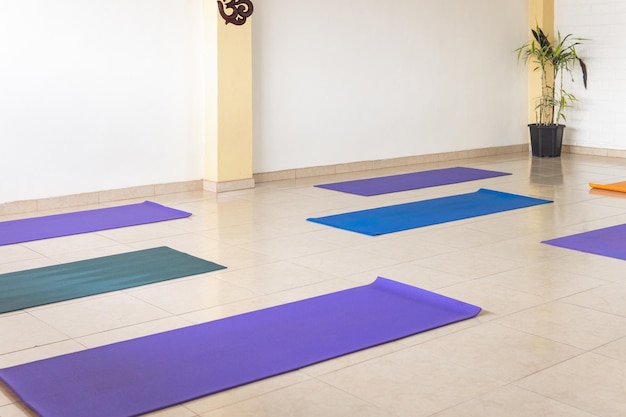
[0,201,191,246]
[307,188,552,236]
[0,247,226,314]
[542,223,626,260]
[315,167,511,196]
[0,277,480,417]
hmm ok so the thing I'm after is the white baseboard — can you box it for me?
[254,144,527,183]
[203,178,255,193]
[0,180,203,217]
[562,144,626,158]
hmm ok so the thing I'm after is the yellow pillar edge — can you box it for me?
[203,0,255,193]
[527,0,554,124]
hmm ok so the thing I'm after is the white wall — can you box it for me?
[0,0,204,204]
[252,0,529,173]
[0,1,530,204]
[556,0,625,150]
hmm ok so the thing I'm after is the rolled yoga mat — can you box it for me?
[0,277,481,417]
[0,201,191,246]
[0,247,226,314]
[307,188,552,236]
[542,223,626,260]
[314,166,511,196]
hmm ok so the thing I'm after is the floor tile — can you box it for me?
[593,336,626,363]
[142,405,197,417]
[431,385,598,417]
[0,258,56,274]
[214,261,336,295]
[179,295,283,324]
[127,275,257,315]
[0,246,42,265]
[0,403,37,417]
[75,316,193,348]
[298,341,406,378]
[0,314,69,355]
[0,340,84,368]
[544,252,626,282]
[470,236,573,264]
[412,249,528,280]
[354,234,458,262]
[269,278,362,304]
[95,222,187,244]
[290,247,401,278]
[200,223,293,246]
[415,322,583,382]
[200,379,392,417]
[345,262,475,290]
[48,244,136,264]
[435,279,547,320]
[478,264,608,299]
[495,301,626,350]
[516,353,626,417]
[413,224,512,249]
[237,234,344,260]
[21,233,119,257]
[561,281,626,317]
[319,346,504,417]
[0,388,11,407]
[184,372,312,415]
[28,293,172,338]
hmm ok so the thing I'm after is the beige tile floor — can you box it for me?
[1,152,626,416]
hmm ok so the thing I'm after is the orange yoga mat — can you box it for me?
[589,181,626,193]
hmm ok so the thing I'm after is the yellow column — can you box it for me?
[203,1,254,192]
[528,0,554,123]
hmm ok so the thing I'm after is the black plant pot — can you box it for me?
[528,124,565,157]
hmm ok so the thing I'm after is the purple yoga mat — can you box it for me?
[0,277,480,417]
[315,166,511,196]
[0,201,191,246]
[542,223,626,260]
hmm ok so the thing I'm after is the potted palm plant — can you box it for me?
[516,25,588,157]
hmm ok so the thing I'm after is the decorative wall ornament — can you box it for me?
[217,0,253,26]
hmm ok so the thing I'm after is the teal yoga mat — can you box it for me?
[0,247,226,314]
[307,188,552,236]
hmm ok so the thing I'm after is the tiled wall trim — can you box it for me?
[0,180,203,217]
[5,144,620,217]
[203,178,255,193]
[254,144,528,183]
[563,145,626,159]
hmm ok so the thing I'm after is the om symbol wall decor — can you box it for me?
[217,0,254,26]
